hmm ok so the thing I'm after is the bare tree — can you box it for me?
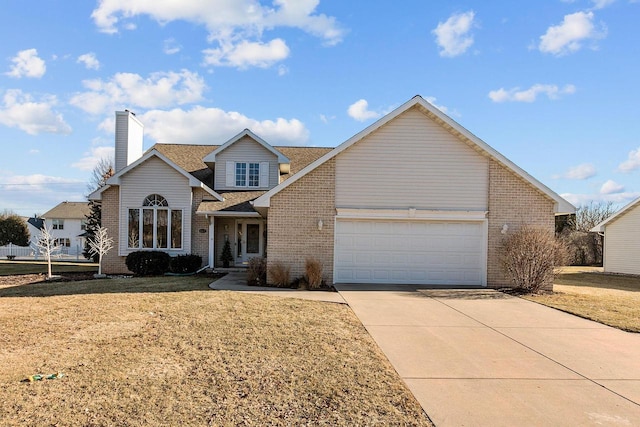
[88,226,114,276]
[35,226,61,279]
[570,201,617,231]
[88,157,115,193]
[562,201,619,265]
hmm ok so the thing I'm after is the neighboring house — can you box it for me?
[592,196,640,275]
[41,201,91,256]
[25,216,44,248]
[92,96,574,288]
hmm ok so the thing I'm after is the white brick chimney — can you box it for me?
[114,110,144,173]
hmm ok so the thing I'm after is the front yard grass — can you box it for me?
[524,269,640,332]
[0,275,431,426]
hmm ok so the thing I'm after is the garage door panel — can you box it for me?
[335,219,486,286]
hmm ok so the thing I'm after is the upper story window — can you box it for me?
[128,194,182,250]
[52,219,64,230]
[80,219,87,231]
[235,162,260,188]
[232,162,263,188]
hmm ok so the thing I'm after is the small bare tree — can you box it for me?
[88,226,113,276]
[35,226,61,280]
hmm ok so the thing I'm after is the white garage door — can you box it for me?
[334,219,486,286]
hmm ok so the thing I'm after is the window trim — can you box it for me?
[52,219,64,230]
[233,162,261,188]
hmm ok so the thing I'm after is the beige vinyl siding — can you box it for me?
[604,204,640,275]
[335,107,489,210]
[118,156,192,255]
[214,136,278,190]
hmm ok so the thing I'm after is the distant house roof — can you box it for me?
[591,196,640,232]
[27,217,45,230]
[42,201,90,220]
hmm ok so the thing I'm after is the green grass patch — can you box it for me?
[0,260,98,276]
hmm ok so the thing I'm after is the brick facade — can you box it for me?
[267,159,335,284]
[487,160,556,289]
[190,188,209,267]
[101,186,131,274]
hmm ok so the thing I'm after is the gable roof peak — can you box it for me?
[203,129,290,165]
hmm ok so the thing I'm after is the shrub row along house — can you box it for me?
[90,96,575,288]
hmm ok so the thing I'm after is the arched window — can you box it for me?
[143,194,168,207]
[128,194,182,250]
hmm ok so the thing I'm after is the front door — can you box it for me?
[235,220,263,265]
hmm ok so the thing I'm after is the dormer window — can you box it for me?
[228,161,268,188]
[235,162,260,187]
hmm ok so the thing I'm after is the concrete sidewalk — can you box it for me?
[336,285,640,426]
[209,272,346,304]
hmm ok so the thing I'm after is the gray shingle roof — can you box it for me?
[42,201,90,219]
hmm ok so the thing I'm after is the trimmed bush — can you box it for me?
[500,225,567,294]
[268,261,291,288]
[305,257,323,290]
[169,254,202,274]
[125,251,171,276]
[247,257,267,286]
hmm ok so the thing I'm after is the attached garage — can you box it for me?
[334,218,487,286]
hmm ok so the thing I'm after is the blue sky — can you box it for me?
[1,0,639,216]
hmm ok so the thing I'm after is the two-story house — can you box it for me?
[92,96,574,288]
[41,201,91,256]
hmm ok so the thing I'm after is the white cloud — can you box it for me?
[618,147,640,173]
[277,64,289,76]
[29,149,40,154]
[489,84,576,103]
[77,52,100,70]
[539,11,606,56]
[553,163,597,180]
[347,99,382,122]
[163,38,182,55]
[592,0,615,9]
[91,0,345,68]
[69,69,206,115]
[72,145,116,171]
[203,39,290,69]
[424,96,454,115]
[0,171,85,216]
[6,48,46,78]
[0,89,72,135]
[432,11,476,57]
[115,106,310,145]
[600,179,624,194]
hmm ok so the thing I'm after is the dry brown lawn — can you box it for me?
[0,275,431,426]
[525,268,640,332]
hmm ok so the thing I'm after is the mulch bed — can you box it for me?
[0,272,97,289]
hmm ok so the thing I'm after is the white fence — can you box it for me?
[0,243,85,260]
[0,243,34,258]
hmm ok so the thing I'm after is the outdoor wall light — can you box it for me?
[501,224,509,234]
[317,219,323,231]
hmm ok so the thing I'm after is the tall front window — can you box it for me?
[235,162,260,187]
[128,194,182,250]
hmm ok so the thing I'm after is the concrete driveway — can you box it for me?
[336,285,640,426]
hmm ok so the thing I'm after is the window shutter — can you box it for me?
[259,162,269,187]
[226,161,235,186]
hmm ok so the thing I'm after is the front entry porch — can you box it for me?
[208,215,266,268]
